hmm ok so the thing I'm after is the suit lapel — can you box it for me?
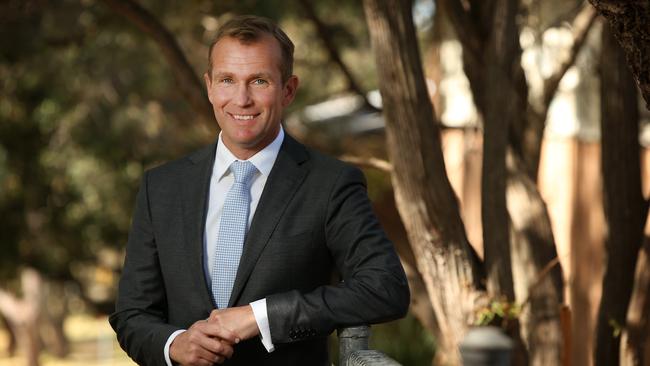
[228,135,309,306]
[182,142,217,311]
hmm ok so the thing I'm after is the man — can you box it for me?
[110,15,409,366]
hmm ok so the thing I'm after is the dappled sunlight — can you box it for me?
[0,315,134,366]
[2,1,649,365]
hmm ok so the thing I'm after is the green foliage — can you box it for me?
[0,0,204,305]
[608,318,622,338]
[327,315,435,365]
[0,0,435,362]
[0,0,398,320]
[371,314,436,365]
[475,299,522,326]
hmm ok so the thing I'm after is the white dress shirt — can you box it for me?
[163,128,284,365]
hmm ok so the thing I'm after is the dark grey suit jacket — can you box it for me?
[109,134,410,365]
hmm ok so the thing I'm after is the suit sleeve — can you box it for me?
[266,165,410,343]
[109,171,180,366]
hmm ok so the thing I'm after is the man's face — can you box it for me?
[204,35,298,159]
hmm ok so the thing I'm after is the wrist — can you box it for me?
[166,329,185,366]
[242,305,261,339]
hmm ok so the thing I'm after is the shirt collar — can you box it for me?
[213,126,285,181]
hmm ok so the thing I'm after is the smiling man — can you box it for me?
[110,15,409,366]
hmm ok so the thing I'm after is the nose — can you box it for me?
[233,83,252,107]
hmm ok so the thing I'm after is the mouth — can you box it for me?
[228,112,260,121]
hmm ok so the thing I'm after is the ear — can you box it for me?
[204,72,214,103]
[282,75,299,107]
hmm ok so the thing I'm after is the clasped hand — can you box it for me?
[169,305,260,365]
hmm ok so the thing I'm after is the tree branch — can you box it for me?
[297,0,375,109]
[339,155,392,172]
[541,1,584,31]
[520,257,561,309]
[439,0,483,69]
[99,0,215,130]
[542,3,598,108]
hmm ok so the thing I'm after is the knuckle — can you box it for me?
[189,343,200,354]
[225,347,233,358]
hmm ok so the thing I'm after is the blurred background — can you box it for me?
[0,0,648,365]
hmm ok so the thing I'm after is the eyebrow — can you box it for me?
[213,71,274,80]
[213,72,233,79]
[250,73,273,80]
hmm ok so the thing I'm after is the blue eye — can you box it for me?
[252,79,268,85]
[220,78,234,84]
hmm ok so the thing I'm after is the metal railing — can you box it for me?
[337,326,401,366]
[338,325,513,366]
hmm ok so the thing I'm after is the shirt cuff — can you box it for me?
[251,298,275,352]
[164,329,186,366]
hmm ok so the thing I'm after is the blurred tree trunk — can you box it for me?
[0,268,44,366]
[0,314,17,356]
[621,233,650,366]
[363,0,486,364]
[588,0,650,110]
[478,0,517,303]
[41,281,69,358]
[506,150,564,365]
[441,0,565,364]
[595,22,646,366]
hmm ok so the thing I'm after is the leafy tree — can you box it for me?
[3,0,648,365]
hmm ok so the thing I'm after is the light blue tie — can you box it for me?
[212,160,258,309]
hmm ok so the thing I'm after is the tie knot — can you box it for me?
[230,160,257,185]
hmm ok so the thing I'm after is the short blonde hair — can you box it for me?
[208,15,294,83]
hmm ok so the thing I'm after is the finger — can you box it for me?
[198,336,234,358]
[193,318,234,340]
[189,318,210,331]
[209,309,219,321]
[180,345,218,366]
[192,345,223,365]
[181,328,228,361]
[217,341,234,359]
[213,355,225,364]
[193,357,214,366]
[202,321,240,344]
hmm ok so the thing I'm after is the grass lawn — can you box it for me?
[0,314,135,366]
